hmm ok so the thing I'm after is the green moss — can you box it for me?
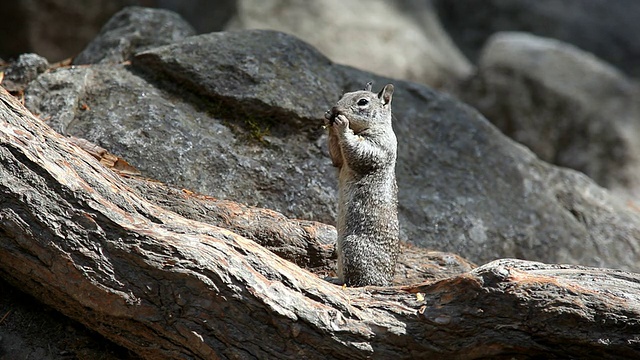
[127,64,286,145]
[205,98,281,145]
[245,116,271,143]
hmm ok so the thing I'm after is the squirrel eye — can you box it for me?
[357,98,369,106]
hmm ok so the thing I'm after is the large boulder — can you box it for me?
[24,25,640,271]
[0,53,49,92]
[25,32,339,225]
[73,6,196,65]
[226,0,472,87]
[456,32,640,198]
[433,0,640,78]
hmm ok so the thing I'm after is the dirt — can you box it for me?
[0,278,140,360]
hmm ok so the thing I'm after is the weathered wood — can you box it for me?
[1,86,640,359]
[122,175,475,283]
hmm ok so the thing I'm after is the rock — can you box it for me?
[25,29,640,271]
[73,7,196,65]
[433,0,640,78]
[456,32,640,197]
[1,53,50,92]
[133,30,341,127]
[226,0,472,87]
[25,59,338,225]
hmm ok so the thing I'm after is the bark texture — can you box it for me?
[1,87,640,359]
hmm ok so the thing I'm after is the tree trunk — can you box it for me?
[1,87,639,359]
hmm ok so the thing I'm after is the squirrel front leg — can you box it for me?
[328,127,344,168]
[325,112,344,168]
[332,115,354,167]
[333,115,389,170]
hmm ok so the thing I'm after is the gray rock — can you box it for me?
[25,61,338,224]
[73,6,196,65]
[133,30,341,128]
[433,0,640,78]
[25,29,640,271]
[2,53,49,92]
[456,32,640,198]
[226,0,472,87]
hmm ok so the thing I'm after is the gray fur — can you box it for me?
[324,83,399,286]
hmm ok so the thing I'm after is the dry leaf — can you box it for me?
[69,136,141,176]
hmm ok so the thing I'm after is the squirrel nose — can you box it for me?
[325,106,339,120]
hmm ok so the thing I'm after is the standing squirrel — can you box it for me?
[324,82,399,286]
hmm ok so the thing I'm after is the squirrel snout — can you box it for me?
[325,106,340,123]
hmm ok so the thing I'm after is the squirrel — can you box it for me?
[324,82,399,287]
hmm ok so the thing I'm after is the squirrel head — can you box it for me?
[326,83,394,134]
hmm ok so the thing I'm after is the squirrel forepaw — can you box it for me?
[333,114,350,132]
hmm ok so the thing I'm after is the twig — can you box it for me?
[0,309,12,324]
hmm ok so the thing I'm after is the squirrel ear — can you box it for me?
[377,84,394,105]
[364,81,373,92]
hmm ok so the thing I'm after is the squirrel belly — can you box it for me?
[325,83,400,286]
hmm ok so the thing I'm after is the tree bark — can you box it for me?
[1,86,639,359]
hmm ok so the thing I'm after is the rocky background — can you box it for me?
[1,0,640,358]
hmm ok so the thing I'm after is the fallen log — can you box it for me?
[1,86,639,359]
[69,134,476,283]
